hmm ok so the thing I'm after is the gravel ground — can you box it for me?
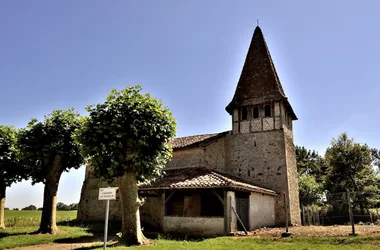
[250,225,380,237]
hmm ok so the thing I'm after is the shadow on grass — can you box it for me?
[74,242,119,250]
[0,231,30,239]
[0,229,46,239]
[54,234,102,244]
[55,219,212,248]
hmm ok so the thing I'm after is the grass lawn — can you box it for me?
[1,211,380,250]
[0,210,90,249]
[92,236,380,250]
[4,210,77,227]
[0,226,93,250]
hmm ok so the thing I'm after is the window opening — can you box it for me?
[264,105,272,117]
[241,107,248,120]
[253,107,259,119]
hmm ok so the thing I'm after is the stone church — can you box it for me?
[77,26,301,236]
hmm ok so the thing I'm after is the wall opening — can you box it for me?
[253,107,259,119]
[166,190,224,217]
[235,192,250,230]
[241,107,248,120]
[264,105,272,117]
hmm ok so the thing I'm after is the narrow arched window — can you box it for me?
[264,105,272,117]
[241,107,248,120]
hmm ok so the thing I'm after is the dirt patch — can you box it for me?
[8,242,96,250]
[249,225,380,237]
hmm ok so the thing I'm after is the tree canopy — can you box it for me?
[297,133,380,221]
[0,125,25,229]
[17,108,85,234]
[324,133,380,213]
[78,85,176,245]
[17,109,84,184]
[79,85,176,183]
[0,125,24,186]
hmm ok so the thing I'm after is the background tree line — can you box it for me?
[296,133,380,223]
[4,202,78,211]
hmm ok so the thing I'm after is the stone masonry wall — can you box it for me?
[77,164,121,221]
[203,137,226,173]
[166,148,203,169]
[284,126,301,225]
[225,130,289,225]
[77,164,162,228]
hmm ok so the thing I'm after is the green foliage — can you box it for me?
[371,148,380,170]
[0,125,25,187]
[298,174,323,207]
[56,202,69,211]
[17,108,85,184]
[78,85,176,182]
[21,205,37,211]
[56,202,77,211]
[325,133,380,212]
[296,146,327,182]
[295,146,326,207]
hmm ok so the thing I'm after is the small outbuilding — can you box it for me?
[139,167,277,236]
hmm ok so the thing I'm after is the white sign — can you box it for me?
[98,187,117,200]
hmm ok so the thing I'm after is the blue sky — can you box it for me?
[1,1,379,209]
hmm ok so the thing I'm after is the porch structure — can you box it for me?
[139,167,277,236]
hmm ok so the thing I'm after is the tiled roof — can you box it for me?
[225,26,297,120]
[170,132,228,149]
[139,167,276,196]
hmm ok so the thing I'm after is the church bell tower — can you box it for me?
[225,26,301,226]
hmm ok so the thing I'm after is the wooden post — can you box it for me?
[347,189,356,235]
[281,193,291,237]
[316,209,320,226]
[284,193,289,232]
[224,191,228,235]
[302,206,306,226]
[231,204,248,235]
[161,190,165,231]
[321,209,324,225]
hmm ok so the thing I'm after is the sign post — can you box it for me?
[99,187,117,250]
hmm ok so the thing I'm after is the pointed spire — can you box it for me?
[226,26,296,119]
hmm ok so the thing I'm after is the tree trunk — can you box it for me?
[117,171,149,246]
[38,155,62,234]
[0,182,6,229]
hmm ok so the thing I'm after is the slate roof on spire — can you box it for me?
[226,26,297,119]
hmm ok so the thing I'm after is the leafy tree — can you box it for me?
[295,146,326,208]
[298,174,323,207]
[56,202,70,211]
[78,86,176,245]
[12,208,19,211]
[69,203,78,210]
[0,125,25,229]
[325,133,380,214]
[22,205,37,210]
[372,148,380,170]
[296,146,327,182]
[17,109,84,234]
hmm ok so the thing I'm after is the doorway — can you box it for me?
[235,192,249,231]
